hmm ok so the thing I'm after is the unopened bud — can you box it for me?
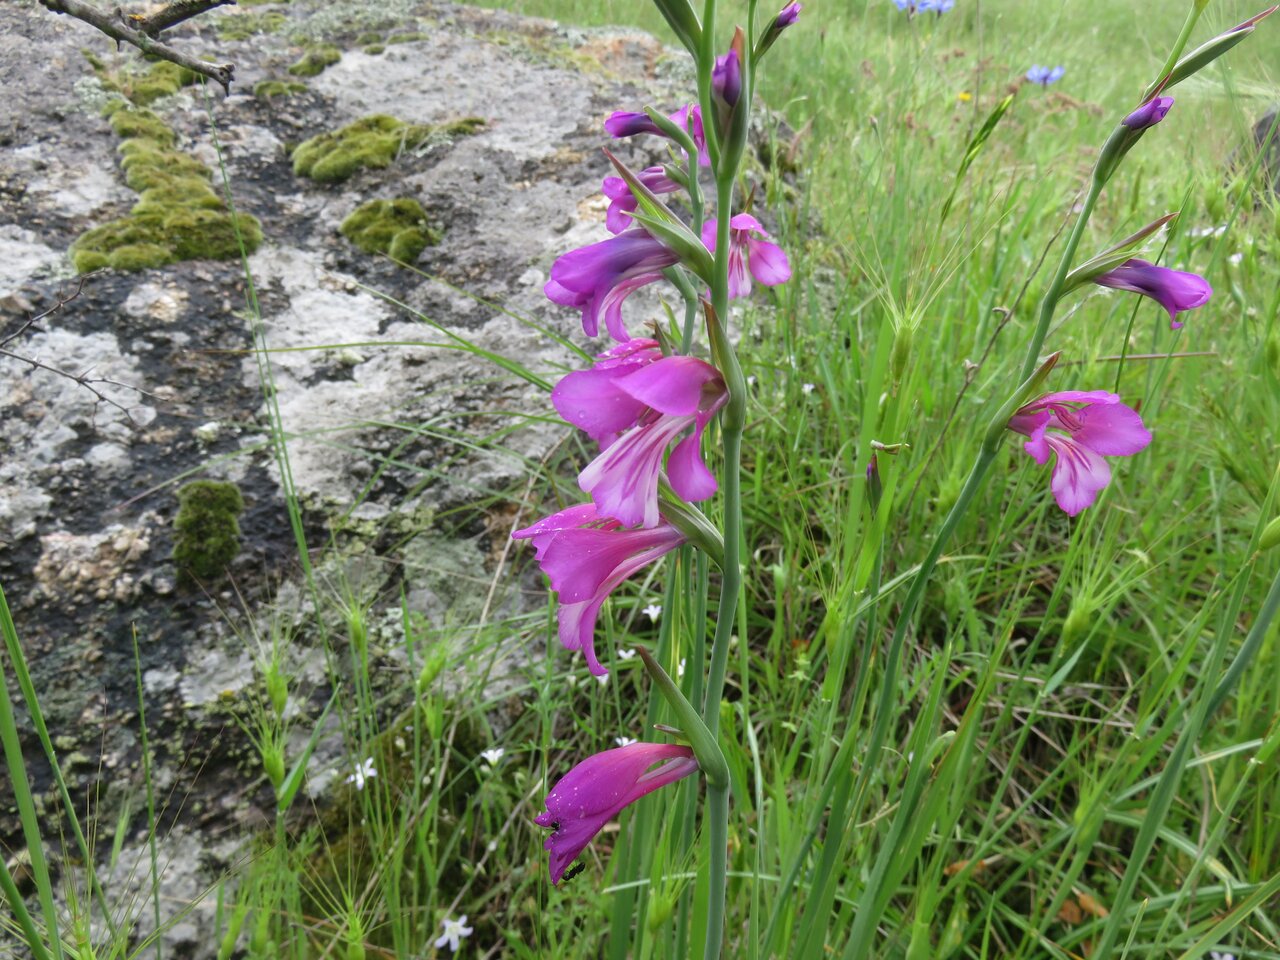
[417,644,449,694]
[262,745,285,789]
[647,894,676,932]
[1061,603,1093,645]
[891,323,913,385]
[1260,515,1280,551]
[264,663,288,717]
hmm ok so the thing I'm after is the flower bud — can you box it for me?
[647,894,677,932]
[1260,515,1280,551]
[262,744,285,789]
[1121,95,1174,130]
[755,2,802,59]
[264,662,288,717]
[416,644,449,694]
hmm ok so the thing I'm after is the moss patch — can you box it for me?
[253,79,308,99]
[72,105,262,272]
[216,10,287,40]
[291,114,484,184]
[362,44,385,55]
[85,54,203,106]
[287,44,341,77]
[386,32,431,44]
[172,480,245,582]
[339,198,440,262]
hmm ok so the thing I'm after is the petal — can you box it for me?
[1072,400,1151,457]
[578,415,690,527]
[551,357,655,440]
[729,212,766,234]
[667,416,718,502]
[617,355,725,416]
[1046,435,1112,516]
[746,236,792,286]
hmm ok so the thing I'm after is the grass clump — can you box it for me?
[287,44,342,77]
[339,198,440,262]
[172,480,245,581]
[291,114,483,183]
[216,10,286,40]
[253,78,308,99]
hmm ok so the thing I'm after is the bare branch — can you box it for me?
[1,347,157,423]
[129,0,236,39]
[0,273,97,349]
[36,0,236,92]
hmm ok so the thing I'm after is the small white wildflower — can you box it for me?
[480,747,504,767]
[487,839,498,852]
[1227,252,1243,265]
[676,658,686,679]
[434,915,473,953]
[643,603,663,622]
[566,673,581,688]
[746,374,757,387]
[801,382,816,395]
[1209,951,1236,960]
[615,736,637,747]
[617,648,636,662]
[596,673,609,686]
[345,757,377,791]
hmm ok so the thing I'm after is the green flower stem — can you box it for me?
[1146,3,1205,99]
[1018,181,1101,381]
[701,124,745,960]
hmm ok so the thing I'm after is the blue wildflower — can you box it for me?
[1026,64,1065,86]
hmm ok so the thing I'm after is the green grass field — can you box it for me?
[3,0,1279,957]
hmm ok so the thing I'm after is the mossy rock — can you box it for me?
[108,108,175,147]
[355,32,383,45]
[291,114,484,184]
[128,60,202,106]
[253,79,308,99]
[287,44,341,78]
[172,480,245,581]
[216,10,286,40]
[71,208,262,273]
[363,44,386,55]
[339,198,440,262]
[386,32,431,44]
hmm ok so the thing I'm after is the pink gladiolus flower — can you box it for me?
[535,742,699,884]
[551,338,663,445]
[545,228,679,341]
[605,104,710,167]
[512,504,684,675]
[601,166,680,234]
[1092,258,1212,329]
[701,214,792,298]
[571,355,729,528]
[1122,96,1174,130]
[1008,391,1152,516]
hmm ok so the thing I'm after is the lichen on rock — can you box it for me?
[339,197,440,262]
[290,114,484,183]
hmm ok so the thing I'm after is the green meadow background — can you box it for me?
[3,0,1279,958]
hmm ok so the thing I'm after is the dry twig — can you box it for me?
[36,0,236,91]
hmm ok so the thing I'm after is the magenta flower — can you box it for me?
[573,355,729,528]
[1008,391,1152,516]
[1122,96,1174,130]
[545,228,679,341]
[605,104,710,167]
[777,2,802,27]
[701,214,792,298]
[512,504,685,675]
[712,49,742,111]
[551,338,662,444]
[535,742,699,884]
[602,166,680,234]
[1092,258,1212,329]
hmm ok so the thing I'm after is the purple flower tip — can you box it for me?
[1092,258,1212,329]
[1008,391,1151,515]
[778,2,802,26]
[604,111,661,139]
[712,49,742,110]
[535,742,699,885]
[1122,96,1174,130]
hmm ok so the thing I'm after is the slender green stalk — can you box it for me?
[1018,183,1101,381]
